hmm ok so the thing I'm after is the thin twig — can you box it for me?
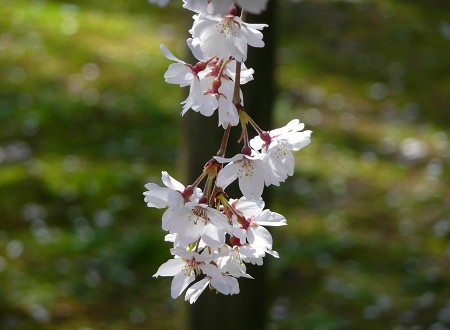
[216,124,232,157]
[232,61,242,105]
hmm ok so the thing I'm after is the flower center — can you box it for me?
[183,258,200,276]
[190,206,209,225]
[273,141,288,158]
[238,159,255,178]
[216,17,239,37]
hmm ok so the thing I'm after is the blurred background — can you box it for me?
[1,0,449,329]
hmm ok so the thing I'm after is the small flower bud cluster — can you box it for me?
[145,0,312,303]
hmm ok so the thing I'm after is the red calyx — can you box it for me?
[228,4,237,17]
[241,146,252,156]
[182,185,194,201]
[260,131,272,145]
[198,195,208,205]
[235,213,250,230]
[193,61,207,74]
[229,236,242,247]
[211,77,222,94]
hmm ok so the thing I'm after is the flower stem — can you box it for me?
[246,112,265,135]
[216,124,232,157]
[240,8,247,21]
[232,61,242,105]
[191,167,210,189]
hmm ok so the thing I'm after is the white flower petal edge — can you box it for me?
[185,278,210,303]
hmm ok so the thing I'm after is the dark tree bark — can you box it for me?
[182,2,277,329]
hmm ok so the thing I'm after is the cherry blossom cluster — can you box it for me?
[144,0,312,303]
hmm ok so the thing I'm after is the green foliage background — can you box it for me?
[0,0,449,329]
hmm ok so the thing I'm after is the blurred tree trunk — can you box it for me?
[181,2,277,329]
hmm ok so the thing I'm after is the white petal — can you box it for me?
[235,197,265,218]
[160,44,184,63]
[171,209,205,245]
[266,249,279,258]
[249,135,264,151]
[161,171,185,191]
[185,278,210,304]
[171,271,195,299]
[164,63,192,86]
[216,162,240,190]
[254,209,287,226]
[238,164,265,199]
[211,274,240,295]
[167,190,184,209]
[161,208,176,231]
[201,223,226,248]
[153,259,184,277]
[187,38,208,61]
[207,208,232,230]
[143,183,170,208]
[164,233,176,242]
[214,153,244,164]
[290,130,312,151]
[251,226,273,249]
[270,119,302,136]
[218,96,239,128]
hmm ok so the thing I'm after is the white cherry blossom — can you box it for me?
[160,44,207,117]
[229,197,286,264]
[153,248,211,299]
[251,119,312,154]
[215,149,283,199]
[190,14,267,62]
[160,44,196,87]
[199,262,240,295]
[162,200,233,248]
[224,60,254,84]
[146,0,314,303]
[144,171,200,210]
[183,0,269,15]
[189,75,240,128]
[161,43,249,127]
[250,119,312,180]
[184,258,250,303]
